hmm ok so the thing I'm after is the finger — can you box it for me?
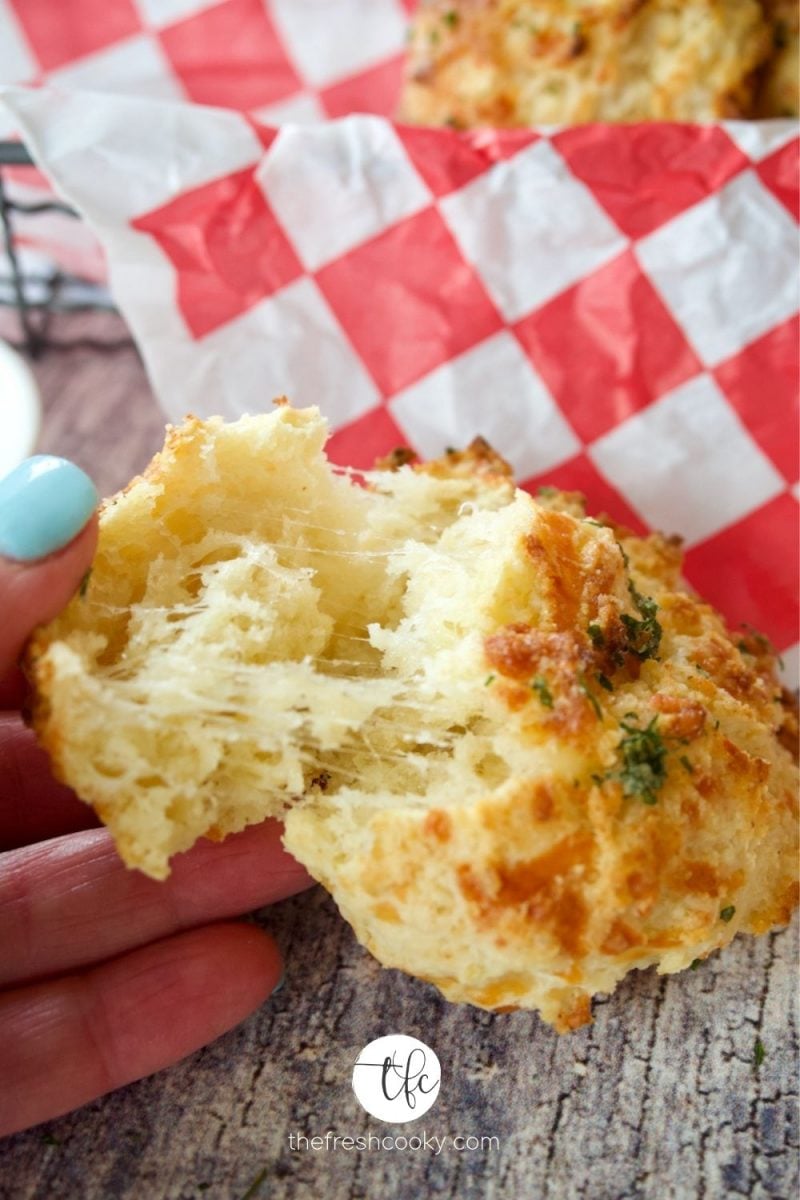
[1,821,311,987]
[0,717,100,851]
[0,456,98,707]
[0,922,281,1137]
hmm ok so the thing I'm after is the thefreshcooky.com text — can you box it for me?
[288,1130,500,1155]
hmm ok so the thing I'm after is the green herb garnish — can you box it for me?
[531,676,554,708]
[620,588,662,661]
[596,672,613,692]
[689,958,701,971]
[754,1038,766,1067]
[41,1132,62,1146]
[79,568,92,599]
[443,9,460,28]
[587,623,605,647]
[720,905,736,923]
[578,675,602,720]
[614,543,662,661]
[538,485,558,498]
[484,674,495,686]
[611,716,668,805]
[679,754,694,774]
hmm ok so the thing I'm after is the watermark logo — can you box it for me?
[352,1035,441,1124]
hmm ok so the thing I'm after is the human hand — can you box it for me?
[0,456,311,1137]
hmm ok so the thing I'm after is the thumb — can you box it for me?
[0,456,98,707]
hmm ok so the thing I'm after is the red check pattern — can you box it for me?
[2,0,413,122]
[0,3,797,663]
[132,168,303,338]
[158,0,301,111]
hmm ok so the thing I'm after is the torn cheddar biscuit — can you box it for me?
[28,405,798,1031]
[400,0,774,125]
[756,0,800,116]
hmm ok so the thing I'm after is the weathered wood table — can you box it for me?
[2,313,797,1200]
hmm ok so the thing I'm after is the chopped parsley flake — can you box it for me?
[614,543,662,661]
[587,623,605,646]
[679,754,694,774]
[720,905,736,923]
[754,1038,766,1067]
[484,674,495,687]
[537,485,558,498]
[584,518,604,527]
[620,588,662,661]
[689,958,702,971]
[531,676,554,708]
[596,672,613,692]
[443,9,460,27]
[610,716,668,805]
[79,568,92,599]
[578,675,603,720]
[41,1133,62,1147]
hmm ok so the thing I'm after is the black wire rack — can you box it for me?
[0,140,129,357]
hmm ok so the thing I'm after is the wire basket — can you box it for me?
[0,140,122,357]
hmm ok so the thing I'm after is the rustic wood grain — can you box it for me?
[1,312,797,1200]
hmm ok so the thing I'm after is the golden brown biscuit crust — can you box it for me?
[401,0,774,124]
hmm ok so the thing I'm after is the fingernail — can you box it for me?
[0,456,97,562]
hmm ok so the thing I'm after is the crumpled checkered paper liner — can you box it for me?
[0,0,412,285]
[1,85,798,676]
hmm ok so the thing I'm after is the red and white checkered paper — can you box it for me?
[1,79,798,673]
[0,0,414,282]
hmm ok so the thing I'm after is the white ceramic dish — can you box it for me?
[0,339,40,480]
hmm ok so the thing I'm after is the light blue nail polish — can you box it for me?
[0,456,98,562]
